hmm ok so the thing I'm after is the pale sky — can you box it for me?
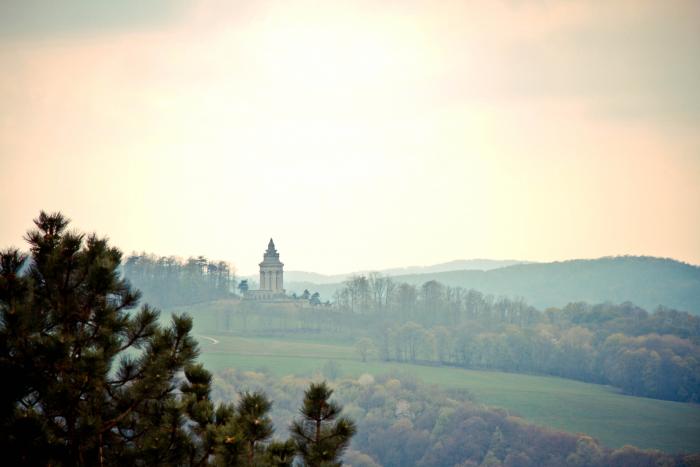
[1,0,699,275]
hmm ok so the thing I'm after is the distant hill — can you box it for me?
[287,256,700,314]
[249,258,528,285]
[375,258,530,276]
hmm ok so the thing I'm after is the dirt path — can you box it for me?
[196,335,220,345]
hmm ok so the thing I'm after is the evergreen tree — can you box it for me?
[310,292,321,306]
[290,382,356,467]
[0,212,239,466]
[263,440,297,467]
[236,391,274,466]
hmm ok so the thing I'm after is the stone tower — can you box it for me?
[259,238,284,292]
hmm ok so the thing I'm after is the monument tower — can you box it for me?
[259,238,284,292]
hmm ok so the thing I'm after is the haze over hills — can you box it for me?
[245,258,528,285]
[286,256,700,314]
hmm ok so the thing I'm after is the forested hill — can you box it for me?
[288,256,700,314]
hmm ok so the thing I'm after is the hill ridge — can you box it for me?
[286,255,700,314]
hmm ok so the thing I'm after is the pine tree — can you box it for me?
[0,212,238,466]
[290,381,356,467]
[263,440,297,467]
[236,391,274,466]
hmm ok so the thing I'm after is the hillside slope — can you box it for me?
[287,256,700,314]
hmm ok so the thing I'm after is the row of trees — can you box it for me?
[335,276,700,340]
[336,275,551,328]
[370,322,700,402]
[0,212,354,466]
[227,274,700,402]
[123,253,235,308]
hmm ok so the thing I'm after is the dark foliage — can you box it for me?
[0,212,353,466]
[0,212,242,465]
[291,381,357,467]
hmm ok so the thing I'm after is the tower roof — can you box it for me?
[260,237,283,266]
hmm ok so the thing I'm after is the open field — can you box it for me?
[191,331,700,454]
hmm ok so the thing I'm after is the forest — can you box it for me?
[122,253,236,307]
[214,368,700,467]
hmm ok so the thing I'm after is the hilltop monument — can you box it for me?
[259,238,284,292]
[244,238,286,301]
[240,239,324,306]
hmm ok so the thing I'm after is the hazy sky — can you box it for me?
[1,0,699,275]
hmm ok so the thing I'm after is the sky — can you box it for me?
[1,0,699,275]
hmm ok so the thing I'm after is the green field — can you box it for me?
[190,331,700,454]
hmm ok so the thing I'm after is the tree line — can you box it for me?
[123,253,236,308]
[0,212,354,466]
[278,275,700,403]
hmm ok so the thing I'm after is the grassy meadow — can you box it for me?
[199,339,700,453]
[172,304,700,453]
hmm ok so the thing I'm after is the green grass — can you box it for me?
[193,331,700,454]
